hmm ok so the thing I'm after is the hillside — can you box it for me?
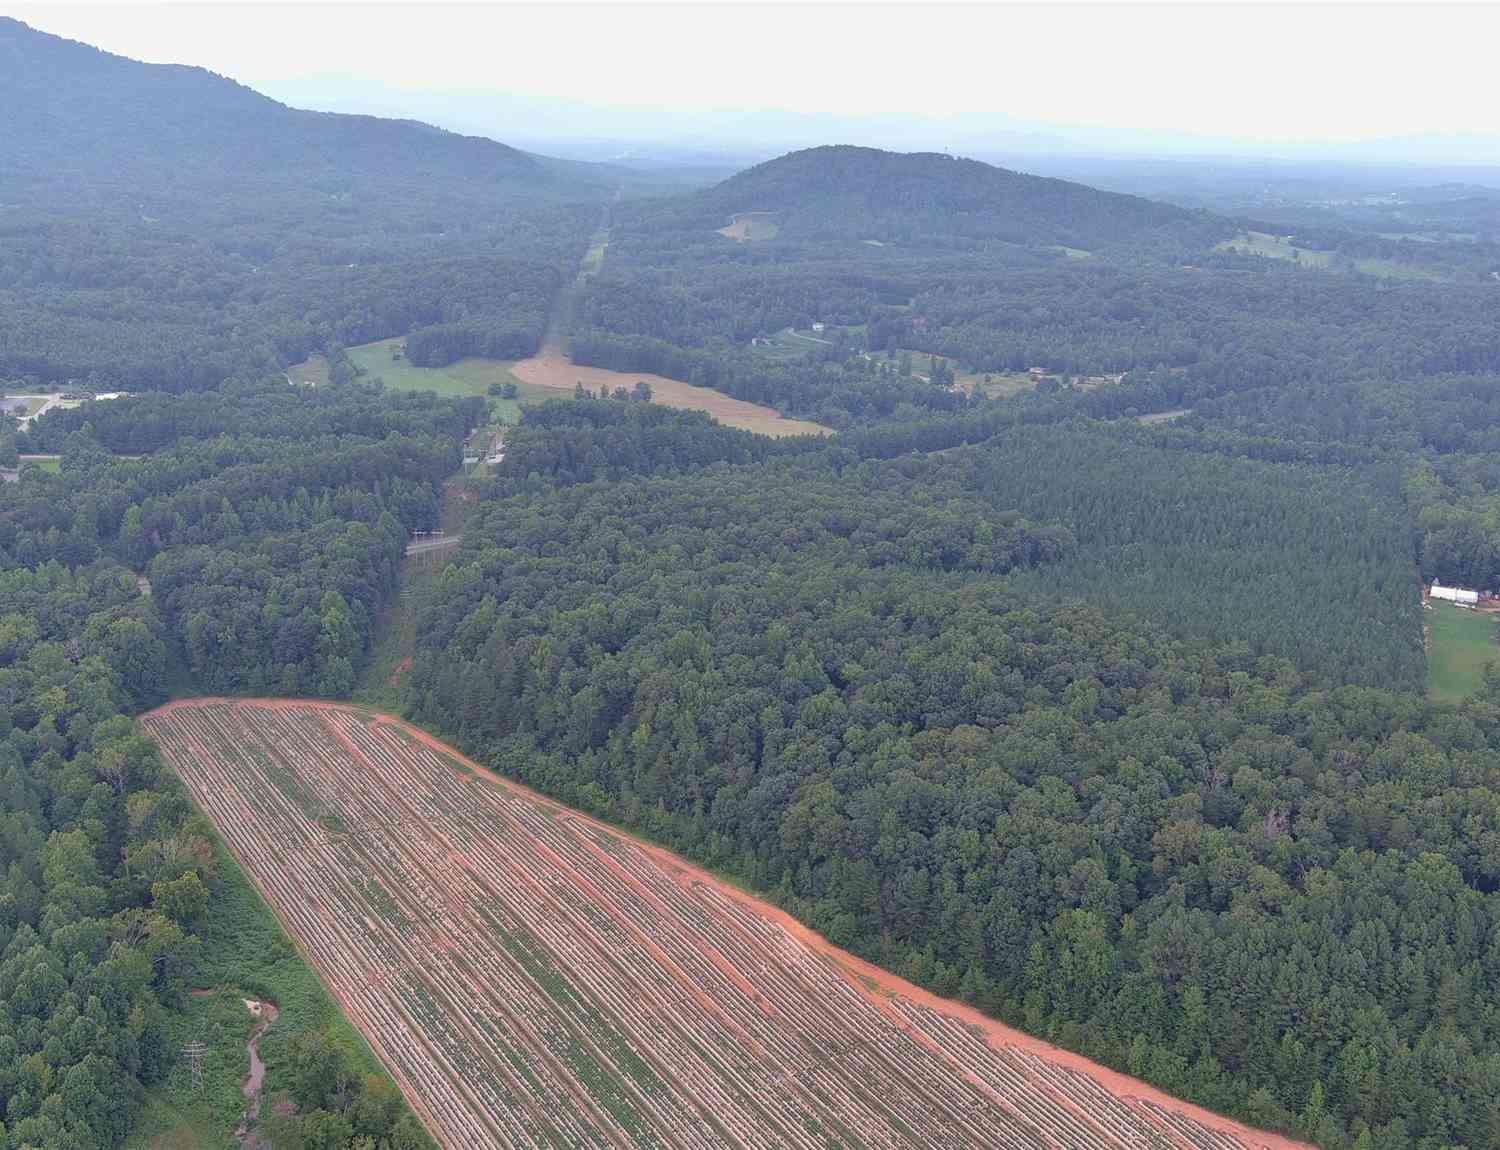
[626,144,1229,251]
[0,18,607,389]
[0,16,579,200]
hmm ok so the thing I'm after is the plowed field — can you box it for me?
[143,699,1307,1150]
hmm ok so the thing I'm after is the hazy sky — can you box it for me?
[7,1,1499,144]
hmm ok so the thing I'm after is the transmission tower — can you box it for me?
[182,1040,208,1090]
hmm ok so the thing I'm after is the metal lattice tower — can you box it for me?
[182,1040,208,1090]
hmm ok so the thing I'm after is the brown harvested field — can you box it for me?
[143,699,1310,1150]
[512,344,829,438]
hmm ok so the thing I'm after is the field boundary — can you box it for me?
[144,697,1312,1150]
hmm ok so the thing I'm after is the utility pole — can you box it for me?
[182,1040,208,1090]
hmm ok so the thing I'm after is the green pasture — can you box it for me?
[1216,231,1332,268]
[347,337,550,407]
[1428,600,1499,703]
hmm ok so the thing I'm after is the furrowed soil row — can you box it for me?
[143,700,1306,1150]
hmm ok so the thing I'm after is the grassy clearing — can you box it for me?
[1428,601,1499,702]
[1218,231,1446,282]
[285,353,331,387]
[347,337,552,405]
[751,332,1041,399]
[864,348,1034,397]
[1350,256,1445,282]
[1378,231,1477,244]
[354,476,471,708]
[582,229,610,275]
[355,548,445,711]
[18,455,61,473]
[1216,231,1332,268]
[747,327,837,363]
[3,395,49,416]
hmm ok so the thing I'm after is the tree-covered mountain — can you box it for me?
[576,144,1500,432]
[0,18,607,391]
[648,144,1229,251]
[0,17,586,201]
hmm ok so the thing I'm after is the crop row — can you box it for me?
[144,701,1263,1150]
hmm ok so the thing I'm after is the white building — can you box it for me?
[1431,580,1480,605]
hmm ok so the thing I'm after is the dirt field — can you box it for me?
[512,344,829,437]
[145,698,1310,1150]
[716,211,780,242]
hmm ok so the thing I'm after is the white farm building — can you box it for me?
[1431,581,1480,605]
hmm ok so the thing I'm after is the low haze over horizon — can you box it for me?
[8,0,1500,162]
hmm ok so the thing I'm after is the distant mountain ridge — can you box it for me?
[0,16,574,195]
[649,145,1228,252]
[0,18,612,390]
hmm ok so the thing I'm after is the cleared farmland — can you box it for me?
[512,343,829,438]
[143,699,1307,1150]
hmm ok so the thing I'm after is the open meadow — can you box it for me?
[144,699,1308,1150]
[346,337,543,401]
[1214,231,1445,281]
[1427,600,1499,702]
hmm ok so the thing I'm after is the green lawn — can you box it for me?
[1215,231,1332,268]
[1216,231,1446,282]
[285,353,331,386]
[1427,601,1499,702]
[347,336,551,408]
[1350,256,1445,282]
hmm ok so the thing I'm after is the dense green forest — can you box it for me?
[14,13,1500,1150]
[0,380,477,1149]
[407,400,1500,1150]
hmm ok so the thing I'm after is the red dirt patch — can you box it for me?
[511,344,828,438]
[144,698,1311,1150]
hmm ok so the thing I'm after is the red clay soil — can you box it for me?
[145,697,1313,1150]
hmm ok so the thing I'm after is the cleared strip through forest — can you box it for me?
[142,699,1310,1150]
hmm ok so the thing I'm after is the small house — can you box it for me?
[811,322,826,333]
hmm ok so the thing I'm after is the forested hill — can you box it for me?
[0,17,572,198]
[626,144,1230,251]
[0,20,612,390]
